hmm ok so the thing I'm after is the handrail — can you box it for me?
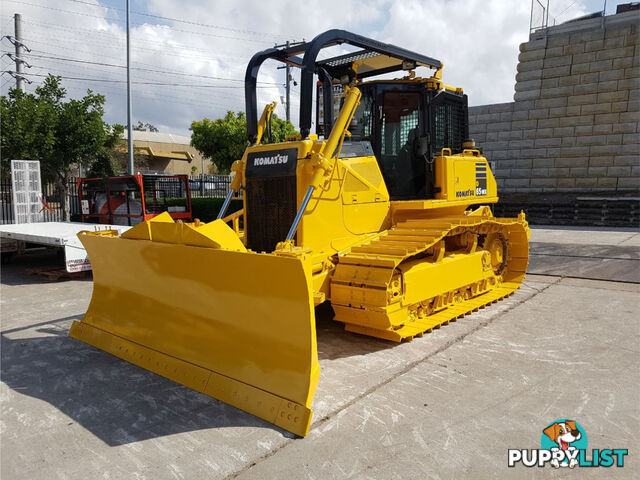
[222,208,244,236]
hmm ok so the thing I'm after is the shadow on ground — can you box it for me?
[1,305,395,446]
[315,302,395,361]
[1,249,91,286]
[1,322,292,446]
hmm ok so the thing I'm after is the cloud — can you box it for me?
[374,0,530,106]
[1,0,593,136]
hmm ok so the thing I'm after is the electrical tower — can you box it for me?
[1,13,31,91]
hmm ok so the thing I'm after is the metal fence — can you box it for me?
[0,176,78,224]
[0,174,231,225]
[494,197,640,228]
[187,174,232,198]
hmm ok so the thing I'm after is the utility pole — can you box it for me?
[126,0,134,174]
[14,13,24,92]
[275,40,304,123]
[285,40,290,122]
[1,14,31,89]
[200,155,205,197]
[0,13,31,88]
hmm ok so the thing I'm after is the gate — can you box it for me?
[10,160,44,223]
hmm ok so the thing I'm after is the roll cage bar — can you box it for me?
[244,29,442,143]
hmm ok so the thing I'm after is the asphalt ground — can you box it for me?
[1,226,638,479]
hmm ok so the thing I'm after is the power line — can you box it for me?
[18,18,245,58]
[25,52,280,85]
[3,0,276,44]
[20,71,273,88]
[22,34,246,64]
[1,17,13,34]
[17,35,236,65]
[555,0,579,19]
[61,0,289,39]
[18,31,252,66]
[17,60,255,103]
[12,36,285,91]
[19,62,251,104]
[61,83,245,111]
[2,67,250,112]
[15,36,216,66]
[0,6,288,120]
[3,16,268,67]
[3,48,283,103]
[4,0,122,22]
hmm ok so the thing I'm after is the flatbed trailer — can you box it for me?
[0,222,131,272]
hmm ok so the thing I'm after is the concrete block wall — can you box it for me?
[469,9,640,193]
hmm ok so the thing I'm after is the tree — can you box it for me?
[1,75,123,220]
[190,110,297,173]
[86,151,116,178]
[190,111,247,173]
[133,121,159,132]
[270,115,298,143]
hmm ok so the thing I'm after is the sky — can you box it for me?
[0,0,627,137]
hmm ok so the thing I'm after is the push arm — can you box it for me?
[284,86,362,242]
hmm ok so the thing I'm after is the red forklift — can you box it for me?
[78,174,192,226]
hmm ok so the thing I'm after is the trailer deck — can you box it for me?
[0,222,131,272]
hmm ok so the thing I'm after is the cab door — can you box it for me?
[374,87,427,200]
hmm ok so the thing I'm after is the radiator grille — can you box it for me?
[245,176,297,253]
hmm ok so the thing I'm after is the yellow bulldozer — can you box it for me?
[69,30,530,437]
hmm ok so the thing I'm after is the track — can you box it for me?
[330,210,530,341]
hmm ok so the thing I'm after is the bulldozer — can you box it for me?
[69,30,530,437]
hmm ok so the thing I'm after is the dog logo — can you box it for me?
[542,420,585,468]
[509,419,628,468]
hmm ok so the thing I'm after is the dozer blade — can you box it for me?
[69,213,320,437]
